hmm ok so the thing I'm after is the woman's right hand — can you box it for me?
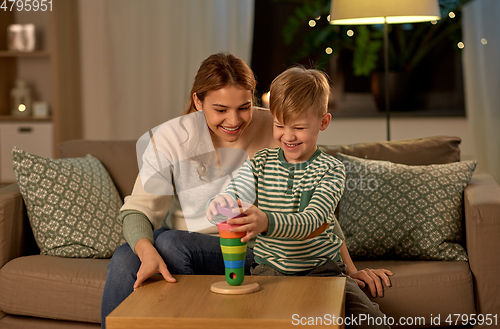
[133,238,177,290]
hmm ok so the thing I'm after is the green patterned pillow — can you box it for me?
[336,153,477,261]
[12,147,125,258]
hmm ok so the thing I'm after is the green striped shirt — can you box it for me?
[223,147,345,274]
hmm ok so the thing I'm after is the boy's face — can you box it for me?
[273,109,331,163]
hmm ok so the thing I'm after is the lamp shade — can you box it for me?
[330,0,441,25]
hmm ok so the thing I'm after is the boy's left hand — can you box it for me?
[227,201,269,243]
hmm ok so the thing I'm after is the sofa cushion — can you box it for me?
[354,260,475,327]
[0,255,109,323]
[320,135,461,165]
[337,153,477,261]
[58,140,138,200]
[12,148,125,258]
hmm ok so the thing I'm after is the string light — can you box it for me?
[309,20,316,27]
[457,42,464,49]
[347,30,354,37]
[449,12,456,18]
[325,47,333,54]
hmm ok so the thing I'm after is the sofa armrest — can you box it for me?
[0,184,28,268]
[464,173,500,318]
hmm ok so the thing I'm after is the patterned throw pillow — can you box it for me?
[336,153,477,261]
[12,147,125,258]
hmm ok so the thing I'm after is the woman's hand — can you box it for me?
[227,202,269,243]
[133,238,176,290]
[206,194,238,222]
[339,240,393,297]
[346,268,393,298]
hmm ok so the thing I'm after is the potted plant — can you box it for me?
[280,0,471,111]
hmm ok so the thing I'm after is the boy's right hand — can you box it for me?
[134,238,176,290]
[206,194,238,222]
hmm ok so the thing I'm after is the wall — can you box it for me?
[318,116,478,164]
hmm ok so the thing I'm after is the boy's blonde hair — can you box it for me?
[270,66,330,124]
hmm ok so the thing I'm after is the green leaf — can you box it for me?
[352,27,383,76]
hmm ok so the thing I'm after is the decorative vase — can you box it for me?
[10,79,32,116]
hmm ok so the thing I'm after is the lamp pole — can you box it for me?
[329,0,441,142]
[384,17,390,141]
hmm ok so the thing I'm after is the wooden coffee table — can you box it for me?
[107,275,346,329]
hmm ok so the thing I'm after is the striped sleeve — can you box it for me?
[264,162,345,240]
[218,159,258,206]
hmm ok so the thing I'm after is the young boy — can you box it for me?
[207,67,389,328]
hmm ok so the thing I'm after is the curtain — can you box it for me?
[78,0,255,140]
[462,0,500,182]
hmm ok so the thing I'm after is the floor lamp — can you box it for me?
[329,0,441,141]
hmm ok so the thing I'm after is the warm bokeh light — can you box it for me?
[309,20,316,27]
[481,38,488,45]
[449,12,456,18]
[315,16,321,20]
[327,15,331,22]
[347,29,354,37]
[325,47,333,54]
[18,104,26,112]
[431,20,438,25]
[262,91,270,108]
[457,42,465,49]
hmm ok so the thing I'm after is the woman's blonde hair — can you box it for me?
[270,66,330,124]
[184,53,257,114]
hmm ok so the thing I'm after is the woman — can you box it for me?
[101,53,391,328]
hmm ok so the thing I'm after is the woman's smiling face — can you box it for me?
[194,85,253,144]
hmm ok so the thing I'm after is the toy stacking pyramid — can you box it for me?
[209,205,260,294]
[217,221,247,286]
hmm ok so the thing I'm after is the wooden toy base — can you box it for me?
[210,281,260,295]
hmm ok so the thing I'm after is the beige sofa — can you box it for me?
[0,137,499,328]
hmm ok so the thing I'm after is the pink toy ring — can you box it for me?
[216,221,244,232]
